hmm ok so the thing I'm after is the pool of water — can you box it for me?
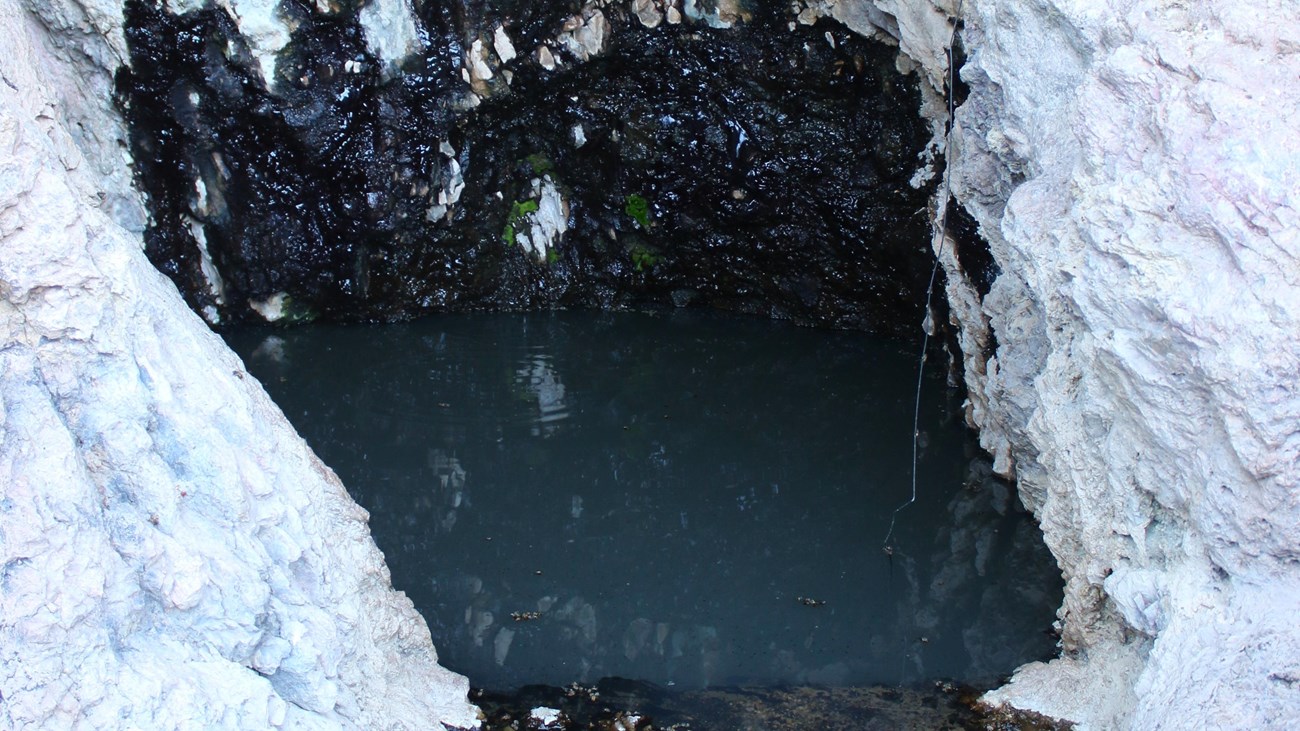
[225,310,1061,693]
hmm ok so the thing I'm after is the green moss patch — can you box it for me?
[624,194,650,228]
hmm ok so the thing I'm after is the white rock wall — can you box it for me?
[15,0,144,232]
[849,0,1300,727]
[0,1,479,728]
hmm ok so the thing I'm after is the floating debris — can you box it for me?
[511,611,543,622]
[796,596,826,607]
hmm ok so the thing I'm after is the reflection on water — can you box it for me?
[225,311,1062,692]
[516,355,569,434]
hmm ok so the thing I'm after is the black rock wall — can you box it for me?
[118,0,937,336]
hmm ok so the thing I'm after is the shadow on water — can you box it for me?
[225,310,1062,722]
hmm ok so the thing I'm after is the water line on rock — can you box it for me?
[884,3,963,550]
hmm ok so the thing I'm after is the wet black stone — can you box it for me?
[470,676,1070,730]
[950,22,971,112]
[949,198,997,299]
[118,1,939,336]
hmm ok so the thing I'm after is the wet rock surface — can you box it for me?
[118,0,936,334]
[471,677,1072,730]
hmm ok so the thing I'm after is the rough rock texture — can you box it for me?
[811,0,956,91]
[0,0,478,728]
[358,0,423,76]
[837,0,1300,727]
[13,0,145,232]
[118,0,938,335]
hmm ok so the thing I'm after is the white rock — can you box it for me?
[445,158,466,206]
[877,0,1300,727]
[558,6,609,62]
[14,0,1300,728]
[217,0,292,85]
[0,3,479,728]
[531,706,562,728]
[514,178,571,262]
[493,24,517,63]
[167,0,207,12]
[468,37,494,85]
[19,0,142,231]
[357,0,422,77]
[538,45,557,70]
[250,291,290,322]
[821,0,951,90]
[633,0,663,29]
[185,216,227,306]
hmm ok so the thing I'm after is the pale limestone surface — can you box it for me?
[810,0,1300,726]
[358,0,423,77]
[213,0,292,84]
[515,178,570,263]
[843,0,1300,727]
[18,0,143,232]
[557,3,610,63]
[812,0,955,90]
[0,1,479,728]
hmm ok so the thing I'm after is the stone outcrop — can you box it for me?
[831,0,1300,727]
[0,0,478,727]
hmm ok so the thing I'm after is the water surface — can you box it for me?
[226,311,1061,692]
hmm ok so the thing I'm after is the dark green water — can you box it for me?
[225,311,1061,693]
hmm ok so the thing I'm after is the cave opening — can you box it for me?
[118,0,1062,725]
